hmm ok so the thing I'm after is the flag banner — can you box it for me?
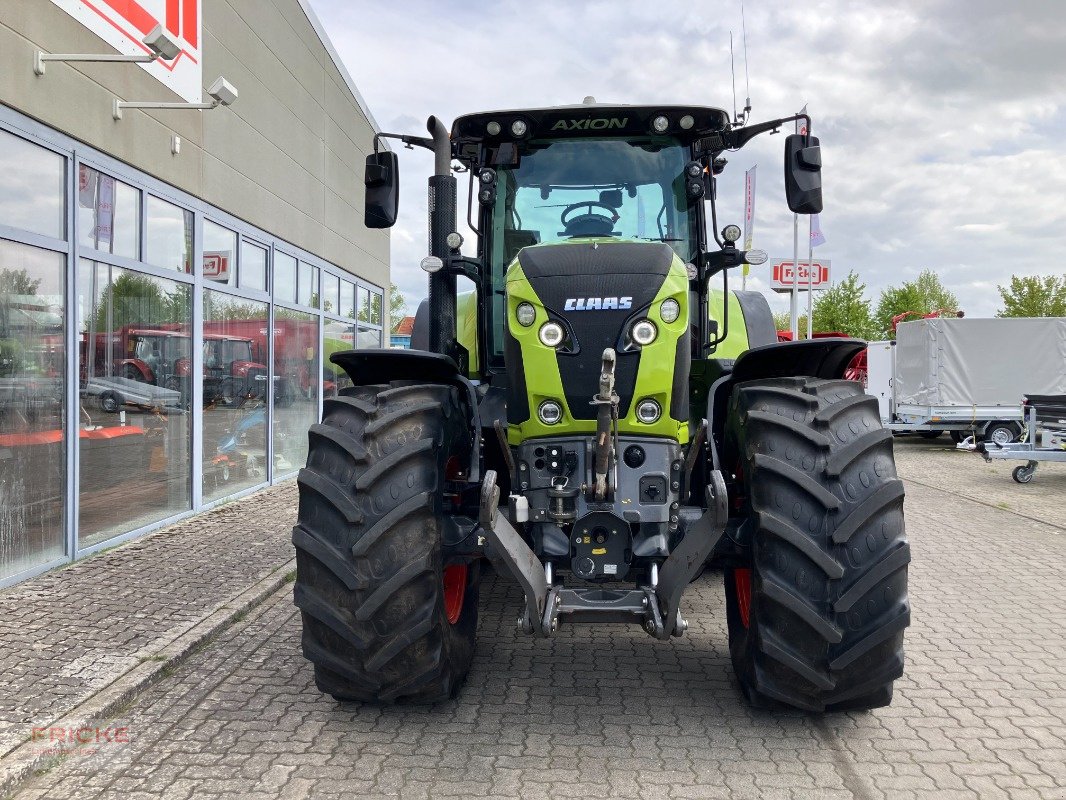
[743,165,757,251]
[810,213,826,247]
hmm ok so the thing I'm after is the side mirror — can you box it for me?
[364,151,399,228]
[784,134,823,214]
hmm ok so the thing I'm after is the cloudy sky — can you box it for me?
[310,0,1066,319]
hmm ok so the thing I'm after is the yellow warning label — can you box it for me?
[592,547,607,555]
[583,536,591,544]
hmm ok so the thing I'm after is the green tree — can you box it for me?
[874,270,958,338]
[0,268,41,295]
[90,272,169,330]
[996,274,1066,317]
[811,271,877,339]
[389,283,407,332]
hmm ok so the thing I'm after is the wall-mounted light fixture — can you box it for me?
[113,76,239,120]
[34,24,181,75]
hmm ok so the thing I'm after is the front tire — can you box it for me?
[724,377,910,712]
[292,382,480,703]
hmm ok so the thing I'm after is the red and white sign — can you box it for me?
[770,259,832,293]
[48,0,203,102]
[203,251,230,282]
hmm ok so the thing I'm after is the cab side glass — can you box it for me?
[784,134,823,214]
[364,151,399,228]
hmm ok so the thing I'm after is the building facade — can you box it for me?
[0,0,388,586]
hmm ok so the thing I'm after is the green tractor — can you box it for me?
[292,100,909,712]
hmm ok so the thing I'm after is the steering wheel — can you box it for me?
[559,201,620,237]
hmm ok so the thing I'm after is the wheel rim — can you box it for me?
[442,564,468,624]
[734,568,752,629]
[991,427,1013,446]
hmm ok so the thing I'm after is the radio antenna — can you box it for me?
[740,0,752,122]
[730,31,739,124]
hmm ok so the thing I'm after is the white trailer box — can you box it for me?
[895,317,1066,407]
[871,317,1066,442]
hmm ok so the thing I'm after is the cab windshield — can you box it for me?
[484,136,698,364]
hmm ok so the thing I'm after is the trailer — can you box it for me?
[866,317,1066,444]
[81,375,182,413]
[970,395,1066,482]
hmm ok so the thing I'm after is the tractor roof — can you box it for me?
[451,102,730,161]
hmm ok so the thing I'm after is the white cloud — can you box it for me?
[311,0,1066,321]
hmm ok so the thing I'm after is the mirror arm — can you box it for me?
[723,113,812,150]
[446,254,482,282]
[373,131,435,154]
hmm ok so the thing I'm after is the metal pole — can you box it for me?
[790,213,798,337]
[806,218,814,340]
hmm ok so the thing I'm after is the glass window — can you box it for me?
[322,273,340,315]
[323,320,355,397]
[240,241,267,292]
[357,287,371,322]
[357,325,381,348]
[298,261,318,307]
[340,280,356,319]
[203,290,270,502]
[146,195,193,273]
[0,129,65,240]
[77,165,139,259]
[203,221,237,286]
[77,262,192,547]
[274,251,297,303]
[370,291,383,326]
[0,240,65,580]
[273,308,319,473]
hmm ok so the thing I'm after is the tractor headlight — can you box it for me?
[511,119,528,137]
[652,115,669,133]
[630,319,658,346]
[659,298,680,324]
[516,302,536,327]
[636,398,661,424]
[538,321,565,348]
[538,400,563,425]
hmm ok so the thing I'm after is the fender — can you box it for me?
[329,349,481,482]
[704,338,867,469]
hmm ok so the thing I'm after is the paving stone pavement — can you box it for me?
[9,457,1066,799]
[0,484,298,762]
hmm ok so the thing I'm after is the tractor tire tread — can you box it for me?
[292,380,479,704]
[724,377,909,713]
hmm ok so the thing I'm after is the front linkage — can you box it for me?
[477,353,729,640]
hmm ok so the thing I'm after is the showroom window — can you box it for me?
[0,128,65,240]
[298,260,319,308]
[274,251,297,304]
[340,279,356,319]
[0,113,387,586]
[77,165,139,260]
[76,261,192,548]
[240,240,268,292]
[202,290,270,502]
[0,239,66,581]
[203,220,237,287]
[146,195,193,273]
[273,307,319,473]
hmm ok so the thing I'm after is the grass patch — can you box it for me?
[284,569,297,583]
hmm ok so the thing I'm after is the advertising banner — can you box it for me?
[48,0,203,102]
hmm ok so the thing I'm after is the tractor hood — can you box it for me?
[504,240,690,444]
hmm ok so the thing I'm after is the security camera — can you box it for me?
[207,76,238,106]
[142,24,182,61]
